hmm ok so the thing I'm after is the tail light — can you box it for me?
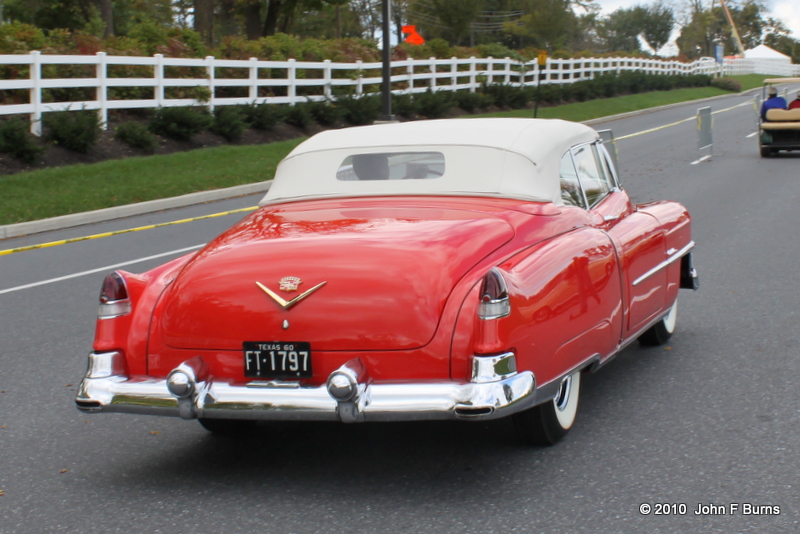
[478,268,510,320]
[98,272,131,319]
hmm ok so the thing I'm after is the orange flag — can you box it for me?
[402,25,425,46]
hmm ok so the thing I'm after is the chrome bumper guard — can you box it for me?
[76,351,538,423]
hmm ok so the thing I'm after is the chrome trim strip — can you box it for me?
[633,241,695,287]
[256,281,327,310]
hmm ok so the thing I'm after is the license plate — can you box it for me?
[243,342,312,379]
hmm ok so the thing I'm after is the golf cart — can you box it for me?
[759,78,800,158]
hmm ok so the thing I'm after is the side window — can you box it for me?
[559,151,585,208]
[572,143,612,207]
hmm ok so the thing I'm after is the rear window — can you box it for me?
[337,152,445,181]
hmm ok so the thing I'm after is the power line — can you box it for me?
[405,5,525,33]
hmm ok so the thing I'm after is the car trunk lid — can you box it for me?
[157,203,515,351]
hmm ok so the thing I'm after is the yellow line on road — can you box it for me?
[0,206,257,257]
[616,99,754,141]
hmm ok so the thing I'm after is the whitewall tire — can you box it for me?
[514,370,581,446]
[638,298,678,346]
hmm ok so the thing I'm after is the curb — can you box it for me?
[0,180,272,240]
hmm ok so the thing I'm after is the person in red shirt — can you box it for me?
[789,93,800,110]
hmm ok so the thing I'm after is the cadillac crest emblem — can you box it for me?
[279,276,302,292]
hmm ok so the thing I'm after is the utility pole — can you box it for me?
[379,0,395,122]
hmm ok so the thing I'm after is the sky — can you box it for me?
[596,0,800,41]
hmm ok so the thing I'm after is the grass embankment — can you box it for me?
[1,139,303,225]
[0,74,772,226]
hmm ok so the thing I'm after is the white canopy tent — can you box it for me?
[744,45,792,63]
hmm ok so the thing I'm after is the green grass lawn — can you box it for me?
[0,74,774,226]
[1,139,304,225]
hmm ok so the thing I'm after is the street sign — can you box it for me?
[538,50,548,67]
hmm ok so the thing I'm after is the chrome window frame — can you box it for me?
[559,150,589,209]
[559,141,621,210]
[597,142,621,190]
[572,142,613,209]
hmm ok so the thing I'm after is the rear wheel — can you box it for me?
[638,298,677,346]
[514,370,581,446]
[198,418,257,435]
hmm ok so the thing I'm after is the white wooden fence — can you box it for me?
[1,50,798,135]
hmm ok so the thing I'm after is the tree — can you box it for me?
[639,1,674,52]
[350,0,380,40]
[237,0,263,40]
[601,5,645,52]
[504,0,577,50]
[292,0,364,39]
[470,0,529,48]
[194,0,214,46]
[763,16,799,62]
[569,9,605,54]
[4,0,87,31]
[392,0,412,44]
[211,0,338,41]
[218,0,238,39]
[732,0,765,51]
[3,0,173,36]
[328,0,350,39]
[407,0,484,46]
[676,0,716,58]
[94,0,113,36]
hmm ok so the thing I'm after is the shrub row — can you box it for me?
[43,109,103,153]
[0,118,43,164]
[0,71,715,164]
[710,77,743,92]
[536,72,714,105]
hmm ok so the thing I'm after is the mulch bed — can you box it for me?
[0,114,325,177]
[0,105,509,177]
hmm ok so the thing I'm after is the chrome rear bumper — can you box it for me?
[75,351,540,423]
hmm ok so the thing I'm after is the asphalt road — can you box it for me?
[2,90,800,533]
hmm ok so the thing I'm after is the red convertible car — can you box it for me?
[76,118,698,445]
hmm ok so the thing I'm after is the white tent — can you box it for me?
[744,45,792,63]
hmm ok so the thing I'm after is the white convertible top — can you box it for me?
[260,118,599,206]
